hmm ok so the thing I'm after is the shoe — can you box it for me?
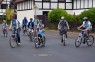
[61,39,63,43]
[18,43,21,45]
[83,41,85,44]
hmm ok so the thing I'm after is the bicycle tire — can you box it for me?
[62,34,66,46]
[34,38,39,48]
[42,36,46,47]
[86,35,94,46]
[29,33,34,42]
[75,36,82,47]
[9,36,17,48]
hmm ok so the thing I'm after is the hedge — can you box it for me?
[48,8,95,31]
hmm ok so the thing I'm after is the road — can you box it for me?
[0,28,95,62]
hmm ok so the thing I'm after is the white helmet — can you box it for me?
[61,16,64,19]
[83,17,88,20]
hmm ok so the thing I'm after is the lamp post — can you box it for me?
[33,4,38,18]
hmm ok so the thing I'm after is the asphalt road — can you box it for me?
[0,28,95,62]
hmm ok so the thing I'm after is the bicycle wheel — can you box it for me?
[29,33,34,42]
[34,38,39,48]
[42,36,46,47]
[62,34,66,46]
[75,36,82,47]
[5,31,8,37]
[86,35,94,46]
[9,36,17,48]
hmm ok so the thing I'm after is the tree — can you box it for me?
[6,6,14,24]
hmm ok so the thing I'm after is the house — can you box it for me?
[0,0,11,15]
[15,0,95,23]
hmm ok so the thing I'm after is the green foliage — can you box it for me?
[44,27,49,30]
[0,15,6,23]
[6,6,15,24]
[48,8,95,31]
[48,8,68,22]
[79,8,95,23]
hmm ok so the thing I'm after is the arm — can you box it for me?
[32,22,34,29]
[28,22,30,28]
[66,21,69,29]
[78,22,84,30]
[58,21,61,30]
[9,21,12,29]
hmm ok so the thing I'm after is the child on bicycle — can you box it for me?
[37,20,45,38]
[28,18,34,33]
[2,20,8,32]
[78,17,92,36]
[58,16,69,43]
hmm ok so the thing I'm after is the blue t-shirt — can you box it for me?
[37,23,45,36]
[82,21,92,29]
[2,23,7,28]
[38,29,45,36]
[11,19,20,28]
[29,22,33,29]
[22,19,28,25]
[33,19,38,26]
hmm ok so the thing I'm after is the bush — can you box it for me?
[48,8,68,22]
[48,9,68,30]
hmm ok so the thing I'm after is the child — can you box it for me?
[2,20,8,31]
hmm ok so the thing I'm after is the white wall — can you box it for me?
[74,0,94,9]
[17,10,34,24]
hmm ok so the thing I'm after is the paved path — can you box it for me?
[0,27,95,62]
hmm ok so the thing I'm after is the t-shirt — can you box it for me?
[2,23,8,28]
[28,22,34,29]
[33,19,38,26]
[82,21,92,29]
[37,23,45,36]
[11,19,20,29]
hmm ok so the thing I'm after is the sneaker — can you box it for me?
[83,41,85,44]
[61,39,63,43]
[18,43,21,45]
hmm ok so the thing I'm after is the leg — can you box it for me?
[17,28,21,43]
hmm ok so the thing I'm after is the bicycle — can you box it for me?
[75,29,94,47]
[23,25,27,35]
[28,29,34,42]
[33,29,46,48]
[60,29,67,46]
[9,27,20,48]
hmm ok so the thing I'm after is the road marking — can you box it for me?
[34,54,51,57]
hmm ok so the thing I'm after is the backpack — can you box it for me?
[60,20,67,30]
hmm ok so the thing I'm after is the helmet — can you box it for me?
[83,17,88,20]
[61,16,64,20]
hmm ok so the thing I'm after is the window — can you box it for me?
[1,4,7,9]
[43,0,50,2]
[59,0,66,2]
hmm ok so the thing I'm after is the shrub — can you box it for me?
[48,8,68,22]
[48,8,68,30]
